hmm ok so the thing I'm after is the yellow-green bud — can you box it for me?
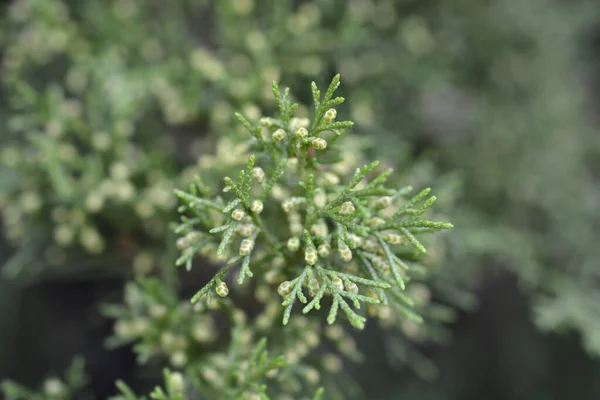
[169,372,185,392]
[282,197,302,212]
[251,167,265,182]
[314,191,327,208]
[54,225,74,247]
[311,137,327,150]
[331,276,344,291]
[272,128,286,142]
[347,281,359,294]
[149,304,168,320]
[43,378,66,397]
[237,224,255,237]
[170,351,188,367]
[368,217,386,227]
[323,172,340,185]
[295,127,308,138]
[231,209,245,221]
[287,237,300,251]
[239,239,254,256]
[305,246,318,266]
[363,239,379,252]
[278,281,292,296]
[216,281,229,297]
[323,354,343,373]
[318,243,330,257]
[250,199,263,214]
[323,108,337,123]
[287,157,298,171]
[347,233,363,246]
[377,196,393,208]
[384,232,403,244]
[339,244,352,262]
[338,201,355,215]
[160,331,177,350]
[259,117,274,127]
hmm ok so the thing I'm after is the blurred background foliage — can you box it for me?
[2,0,600,399]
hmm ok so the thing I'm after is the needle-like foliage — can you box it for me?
[174,75,453,329]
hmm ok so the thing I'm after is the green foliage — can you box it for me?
[4,0,600,399]
[174,76,452,330]
[112,369,185,400]
[1,357,87,400]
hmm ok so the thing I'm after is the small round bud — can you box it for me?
[287,157,298,171]
[160,331,177,351]
[311,137,327,150]
[323,108,337,123]
[216,281,229,297]
[231,209,245,221]
[318,244,330,257]
[170,351,188,367]
[239,238,255,256]
[295,127,308,138]
[251,167,265,183]
[347,281,359,294]
[169,372,185,392]
[411,283,431,306]
[347,233,363,246]
[384,232,403,244]
[338,244,352,262]
[149,304,168,320]
[250,199,263,214]
[323,172,340,185]
[237,224,255,237]
[331,276,344,291]
[259,117,273,127]
[311,220,328,237]
[282,197,302,212]
[43,378,66,397]
[377,196,393,208]
[338,201,355,215]
[323,354,343,373]
[304,368,321,385]
[304,246,318,266]
[272,128,286,142]
[287,237,300,251]
[368,217,386,227]
[314,191,327,208]
[192,323,214,343]
[278,281,292,296]
[290,117,310,130]
[290,221,303,236]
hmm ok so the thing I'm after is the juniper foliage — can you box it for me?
[174,76,453,330]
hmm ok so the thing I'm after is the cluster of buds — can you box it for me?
[384,232,403,244]
[311,137,327,150]
[338,201,355,215]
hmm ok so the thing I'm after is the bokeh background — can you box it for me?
[2,0,600,399]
